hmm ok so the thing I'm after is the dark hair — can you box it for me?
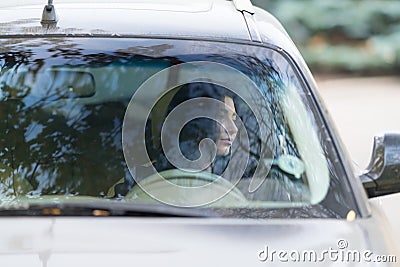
[152,82,236,173]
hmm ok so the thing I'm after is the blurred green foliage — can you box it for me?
[252,0,400,74]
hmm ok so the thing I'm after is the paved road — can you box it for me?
[315,76,400,172]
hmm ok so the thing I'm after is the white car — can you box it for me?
[0,0,399,266]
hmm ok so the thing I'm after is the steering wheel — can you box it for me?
[124,169,247,207]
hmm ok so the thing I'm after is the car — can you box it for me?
[0,0,399,266]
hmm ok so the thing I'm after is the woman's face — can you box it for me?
[216,96,238,156]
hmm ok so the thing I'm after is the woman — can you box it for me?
[152,82,239,175]
[108,82,240,197]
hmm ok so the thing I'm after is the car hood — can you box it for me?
[0,215,398,267]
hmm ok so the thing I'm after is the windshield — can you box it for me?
[0,38,357,218]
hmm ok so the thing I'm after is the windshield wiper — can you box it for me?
[0,201,218,218]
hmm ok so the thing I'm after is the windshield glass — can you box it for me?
[0,38,357,218]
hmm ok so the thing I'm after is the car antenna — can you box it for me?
[41,0,58,28]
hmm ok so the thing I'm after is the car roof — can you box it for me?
[0,0,247,39]
[0,0,304,64]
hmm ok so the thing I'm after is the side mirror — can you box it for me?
[361,133,400,198]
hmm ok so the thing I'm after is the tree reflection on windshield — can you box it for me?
[0,38,357,219]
